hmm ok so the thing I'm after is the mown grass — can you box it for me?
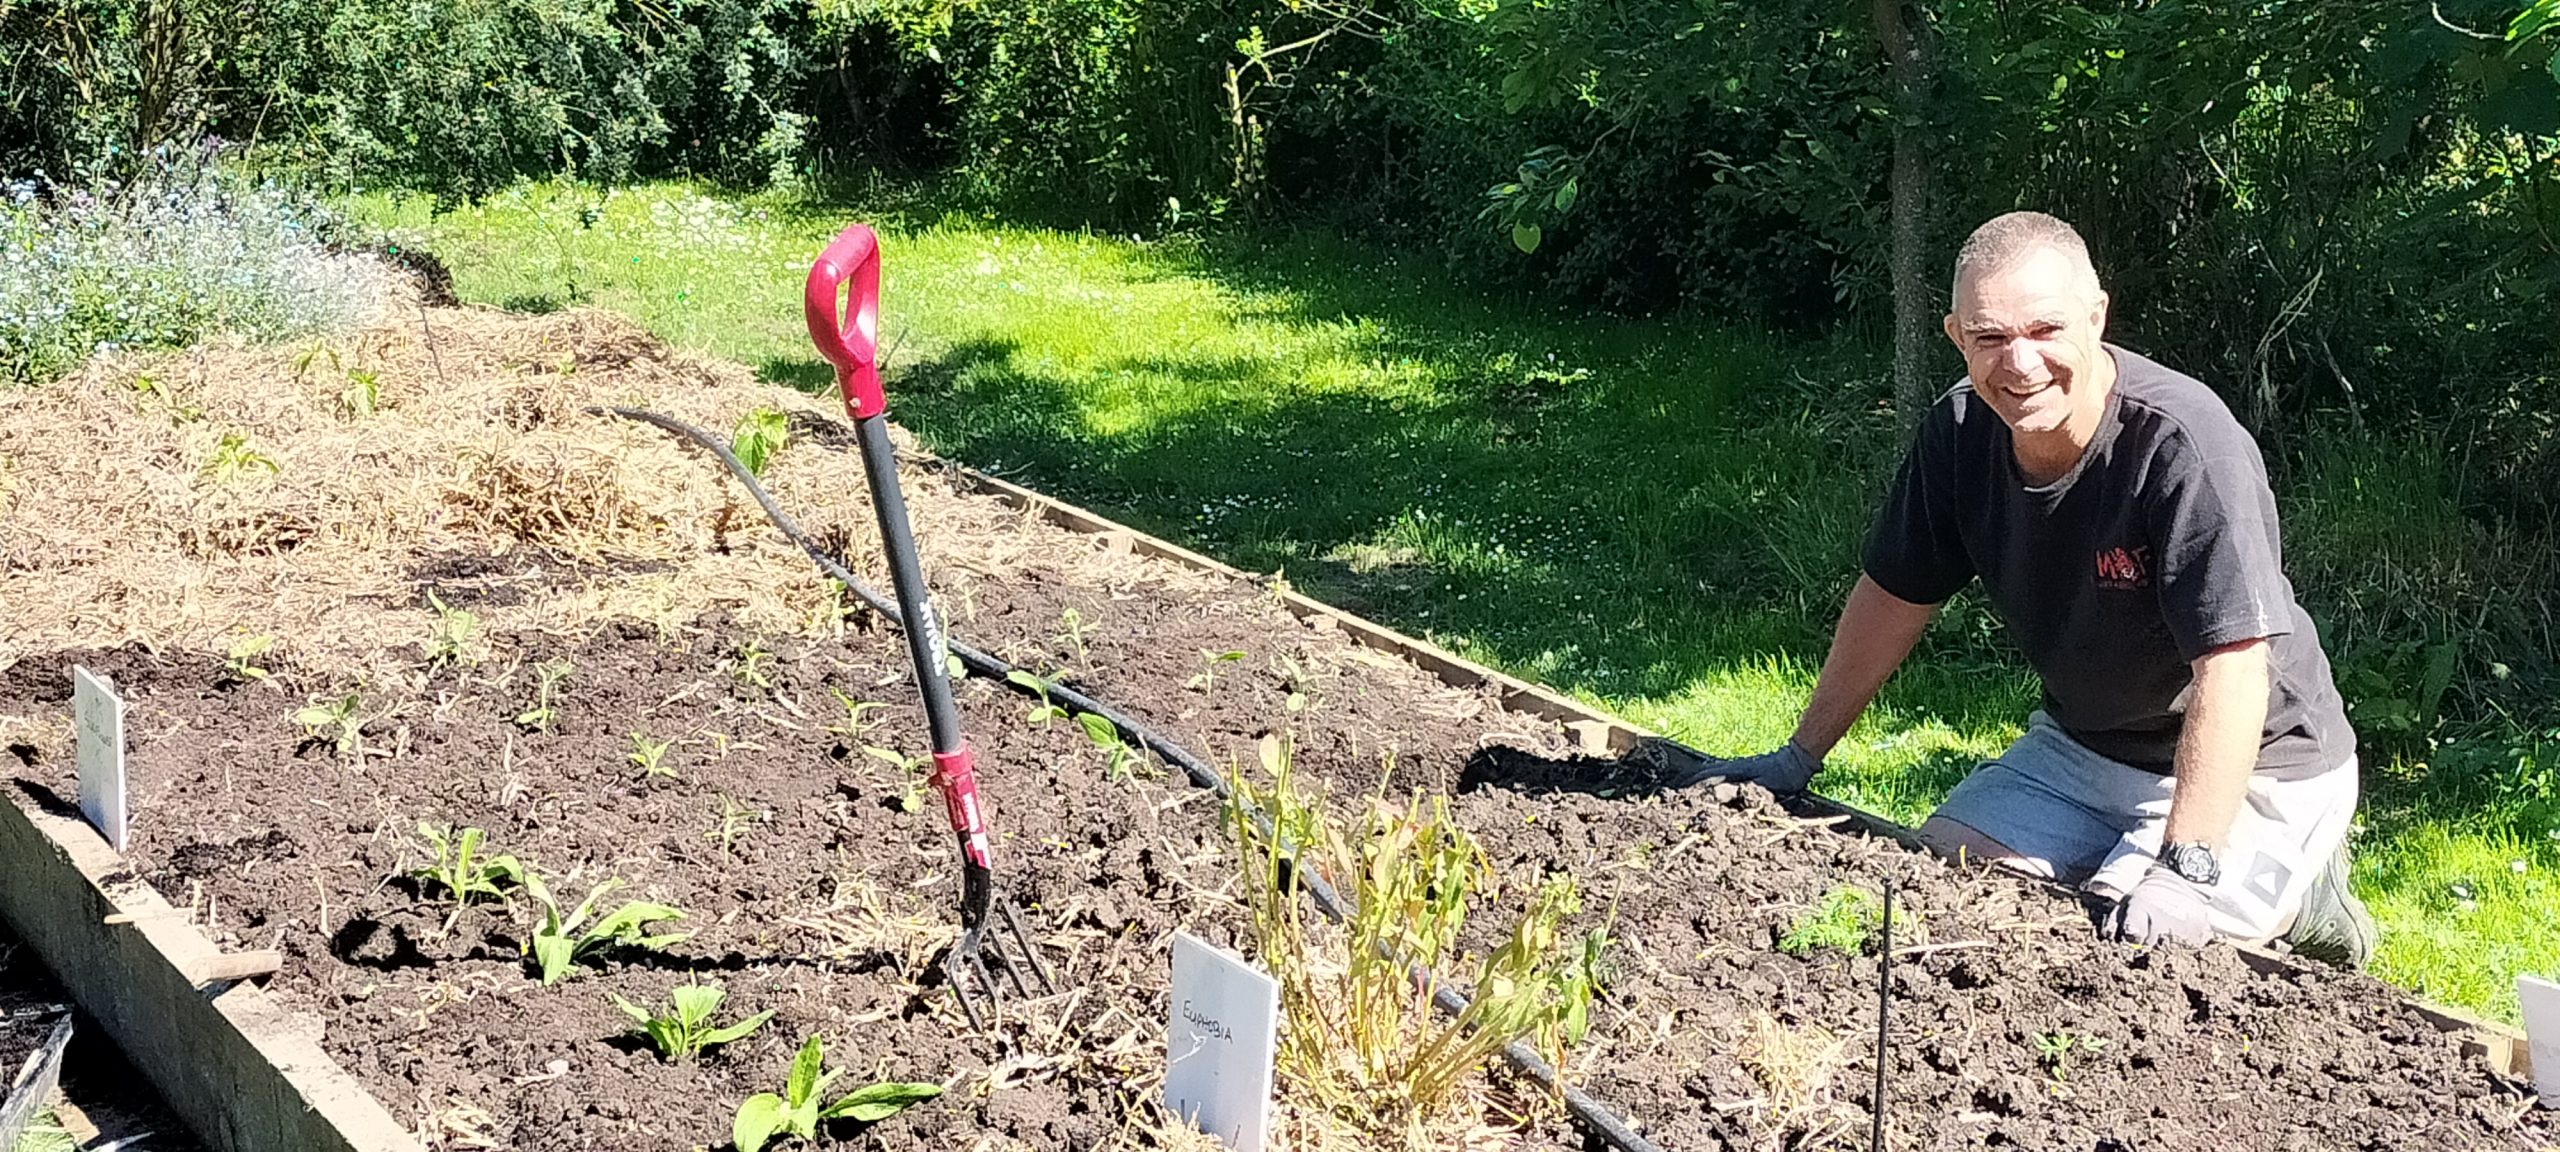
[351,179,2559,1023]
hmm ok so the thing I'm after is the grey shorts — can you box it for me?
[1929,712,2359,941]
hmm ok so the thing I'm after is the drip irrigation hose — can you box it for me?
[596,405,1667,1152]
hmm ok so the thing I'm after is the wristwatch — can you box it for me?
[2159,840,2222,886]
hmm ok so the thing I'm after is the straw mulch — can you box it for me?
[0,301,1214,689]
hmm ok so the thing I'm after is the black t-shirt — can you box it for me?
[1861,347,2353,775]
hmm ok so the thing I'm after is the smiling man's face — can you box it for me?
[1944,245,2114,458]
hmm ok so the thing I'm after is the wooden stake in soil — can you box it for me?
[1872,881,1891,1152]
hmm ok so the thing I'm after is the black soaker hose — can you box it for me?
[596,406,1667,1152]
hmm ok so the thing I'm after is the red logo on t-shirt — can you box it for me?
[2095,545,2151,589]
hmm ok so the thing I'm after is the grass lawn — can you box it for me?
[350,179,2560,1023]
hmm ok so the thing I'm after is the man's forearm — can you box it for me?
[1790,575,1938,758]
[2163,638,2272,851]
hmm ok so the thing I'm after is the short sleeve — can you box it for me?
[1861,405,1974,604]
[2146,433,2293,661]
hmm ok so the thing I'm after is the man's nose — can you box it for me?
[2003,338,2042,378]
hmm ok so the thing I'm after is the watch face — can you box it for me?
[2166,843,2220,884]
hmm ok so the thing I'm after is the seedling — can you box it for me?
[343,367,382,417]
[1005,670,1069,726]
[523,873,688,985]
[1185,648,1246,692]
[709,793,768,854]
[1054,606,1096,672]
[223,633,274,682]
[411,824,525,934]
[610,983,775,1063]
[731,1034,941,1152]
[515,658,572,731]
[130,371,202,422]
[628,732,677,779]
[1777,884,1916,957]
[862,747,929,813]
[203,431,279,483]
[826,688,887,739]
[1075,713,1143,782]
[730,407,790,477]
[732,639,776,693]
[295,693,366,761]
[2033,1030,2109,1096]
[425,591,480,667]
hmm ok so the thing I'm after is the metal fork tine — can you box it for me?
[1000,900,1055,993]
[946,952,989,1032]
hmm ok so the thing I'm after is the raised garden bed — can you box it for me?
[0,305,2550,1151]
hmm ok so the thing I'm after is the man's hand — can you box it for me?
[1668,740,1821,794]
[2106,868,2215,947]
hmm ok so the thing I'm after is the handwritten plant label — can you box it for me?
[72,665,127,852]
[1165,931,1279,1150]
[2521,974,2560,1108]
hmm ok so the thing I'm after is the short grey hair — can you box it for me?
[1951,211,2101,300]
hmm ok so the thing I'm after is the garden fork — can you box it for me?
[806,223,1055,1030]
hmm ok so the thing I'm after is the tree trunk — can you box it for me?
[1874,0,1939,426]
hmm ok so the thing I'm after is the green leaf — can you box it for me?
[671,983,724,1026]
[591,900,686,941]
[699,1008,777,1047]
[822,1080,943,1123]
[1076,712,1118,749]
[1004,669,1048,692]
[785,1035,826,1106]
[532,935,575,985]
[609,992,654,1025]
[1511,223,1542,254]
[733,1094,786,1152]
[1552,177,1578,214]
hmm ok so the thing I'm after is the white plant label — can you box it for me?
[2521,974,2560,1108]
[72,665,127,853]
[1164,931,1278,1151]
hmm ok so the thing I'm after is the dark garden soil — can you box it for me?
[1,433,2553,1151]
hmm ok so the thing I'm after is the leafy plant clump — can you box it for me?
[523,873,687,985]
[2034,1030,2111,1096]
[1777,884,1918,958]
[732,1035,941,1152]
[514,657,572,731]
[294,693,367,760]
[731,407,790,476]
[1229,734,1602,1138]
[0,156,390,385]
[611,983,775,1063]
[411,824,525,932]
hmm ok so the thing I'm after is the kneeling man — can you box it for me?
[1691,212,2373,967]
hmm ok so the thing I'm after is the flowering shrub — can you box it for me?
[1,158,392,384]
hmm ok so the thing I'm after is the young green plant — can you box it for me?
[732,1035,941,1152]
[411,824,525,934]
[862,747,929,813]
[1054,605,1096,673]
[425,591,480,667]
[610,983,775,1063]
[294,693,365,761]
[515,658,572,731]
[730,407,789,477]
[2034,1030,2109,1096]
[522,873,688,985]
[709,793,767,854]
[1777,884,1918,957]
[223,633,274,683]
[1076,712,1143,782]
[1185,648,1246,692]
[628,732,677,779]
[1004,670,1069,726]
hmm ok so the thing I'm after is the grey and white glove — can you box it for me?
[2105,868,2216,948]
[1667,740,1821,795]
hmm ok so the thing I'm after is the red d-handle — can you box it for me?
[805,224,885,419]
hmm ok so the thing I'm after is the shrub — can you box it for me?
[0,152,390,384]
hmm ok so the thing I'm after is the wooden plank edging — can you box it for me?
[931,457,2539,1081]
[0,787,420,1152]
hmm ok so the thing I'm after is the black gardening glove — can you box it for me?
[1666,740,1821,795]
[2105,867,2216,948]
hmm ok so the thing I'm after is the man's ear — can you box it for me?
[1941,312,1962,348]
[2090,291,2110,339]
